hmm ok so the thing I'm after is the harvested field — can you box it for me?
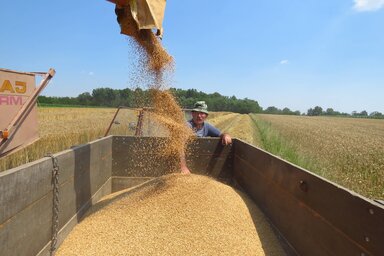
[57,174,285,256]
[208,113,240,128]
[209,113,262,146]
[206,111,233,120]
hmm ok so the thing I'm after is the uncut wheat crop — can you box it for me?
[0,107,139,172]
[254,114,384,199]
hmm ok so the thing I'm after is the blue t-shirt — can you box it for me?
[187,119,221,137]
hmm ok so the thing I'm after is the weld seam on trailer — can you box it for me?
[0,176,75,229]
[0,189,51,228]
[1,172,101,239]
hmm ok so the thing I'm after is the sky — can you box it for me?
[1,0,383,114]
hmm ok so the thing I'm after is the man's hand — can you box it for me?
[180,153,191,174]
[181,166,191,174]
[221,133,232,145]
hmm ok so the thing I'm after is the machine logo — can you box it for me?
[0,79,27,105]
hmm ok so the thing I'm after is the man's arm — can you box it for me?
[220,133,232,145]
[206,123,232,145]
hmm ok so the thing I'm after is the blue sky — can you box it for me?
[1,0,383,114]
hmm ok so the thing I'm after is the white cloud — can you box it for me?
[280,60,289,65]
[88,71,94,76]
[353,0,384,12]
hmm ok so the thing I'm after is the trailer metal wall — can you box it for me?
[0,136,112,256]
[233,139,384,256]
[111,136,233,191]
[0,136,232,256]
[1,136,383,256]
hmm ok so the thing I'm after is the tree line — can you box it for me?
[37,87,384,119]
[37,87,262,114]
[263,105,383,118]
[306,106,383,119]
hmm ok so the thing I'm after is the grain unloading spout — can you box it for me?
[107,0,166,38]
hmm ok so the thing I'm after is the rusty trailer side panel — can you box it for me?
[233,139,384,256]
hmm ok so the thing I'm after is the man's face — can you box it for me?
[192,111,207,125]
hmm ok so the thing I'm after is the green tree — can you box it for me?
[360,110,368,117]
[326,108,335,116]
[78,92,92,105]
[308,106,323,116]
[369,111,383,119]
[92,87,116,106]
[264,106,279,114]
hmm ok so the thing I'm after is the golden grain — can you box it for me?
[57,174,285,256]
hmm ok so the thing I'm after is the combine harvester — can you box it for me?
[1,1,383,255]
[0,68,55,157]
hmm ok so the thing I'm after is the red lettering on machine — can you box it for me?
[0,95,23,105]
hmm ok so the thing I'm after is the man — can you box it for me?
[187,101,232,144]
[181,101,232,174]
